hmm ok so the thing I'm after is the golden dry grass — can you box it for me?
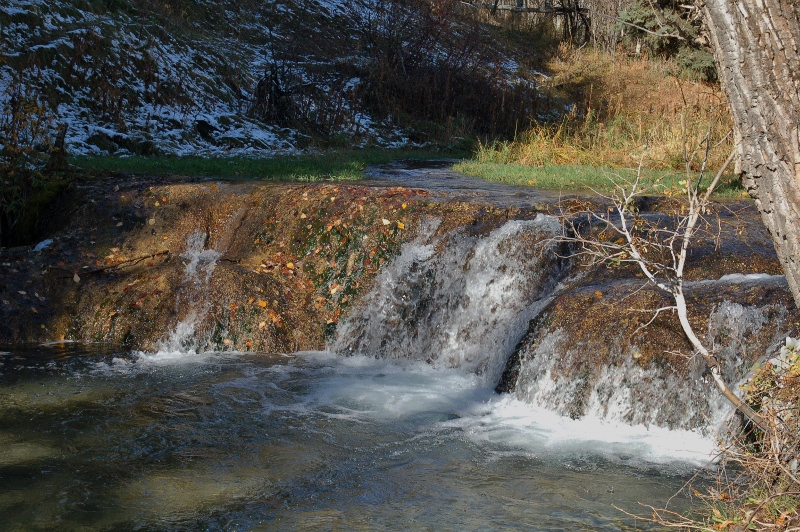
[476,45,734,172]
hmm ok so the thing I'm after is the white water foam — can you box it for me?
[331,215,564,384]
[147,230,221,360]
[286,352,718,466]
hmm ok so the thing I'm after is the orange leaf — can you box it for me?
[258,300,267,307]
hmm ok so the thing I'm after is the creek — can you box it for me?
[0,345,706,531]
[1,162,790,530]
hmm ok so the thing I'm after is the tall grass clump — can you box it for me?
[470,45,734,172]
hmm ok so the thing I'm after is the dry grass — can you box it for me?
[474,45,734,172]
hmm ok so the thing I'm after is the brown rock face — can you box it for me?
[0,175,530,352]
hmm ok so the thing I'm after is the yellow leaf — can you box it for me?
[109,311,117,317]
[286,262,294,269]
[397,222,405,230]
[258,300,267,307]
[248,298,254,304]
[402,203,407,209]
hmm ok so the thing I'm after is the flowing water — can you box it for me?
[0,192,739,530]
[0,346,711,531]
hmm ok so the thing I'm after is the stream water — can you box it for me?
[0,163,738,530]
[0,345,711,531]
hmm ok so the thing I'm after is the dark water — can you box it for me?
[0,345,711,531]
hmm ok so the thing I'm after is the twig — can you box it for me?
[742,492,800,530]
[83,250,170,274]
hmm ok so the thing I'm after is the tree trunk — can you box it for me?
[703,0,800,307]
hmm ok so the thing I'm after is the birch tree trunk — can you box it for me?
[703,0,800,306]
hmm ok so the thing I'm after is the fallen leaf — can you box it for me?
[222,338,233,346]
[18,291,26,295]
[258,300,268,307]
[73,273,80,283]
[397,221,405,230]
[594,291,602,298]
[31,307,37,313]
[109,311,117,317]
[382,218,390,225]
[154,201,160,207]
[300,213,307,219]
[402,203,407,209]
[258,321,266,329]
[148,218,155,226]
[246,341,253,348]
[248,298,254,304]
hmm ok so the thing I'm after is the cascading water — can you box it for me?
[154,230,221,355]
[507,283,789,436]
[332,215,790,440]
[331,215,565,383]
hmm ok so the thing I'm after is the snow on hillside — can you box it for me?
[0,0,394,156]
[0,0,535,157]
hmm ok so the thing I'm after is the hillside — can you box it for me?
[1,0,541,156]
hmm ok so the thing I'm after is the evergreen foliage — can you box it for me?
[616,0,716,81]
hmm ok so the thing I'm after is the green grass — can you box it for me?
[453,160,747,198]
[70,148,466,181]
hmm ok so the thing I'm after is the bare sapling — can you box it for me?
[558,132,767,430]
[566,136,800,530]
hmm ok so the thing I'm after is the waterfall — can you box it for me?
[330,215,565,384]
[154,230,221,355]
[331,214,790,435]
[508,295,788,434]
